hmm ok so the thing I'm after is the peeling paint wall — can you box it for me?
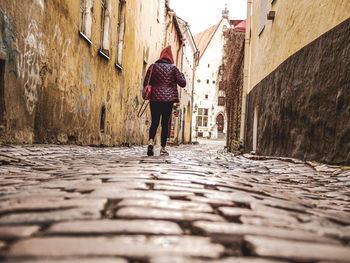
[0,0,166,145]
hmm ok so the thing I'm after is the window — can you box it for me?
[208,64,210,68]
[197,108,208,127]
[205,94,208,99]
[79,0,94,43]
[206,79,209,84]
[212,80,215,84]
[259,0,267,35]
[115,0,126,68]
[197,79,201,83]
[218,96,225,106]
[99,0,111,58]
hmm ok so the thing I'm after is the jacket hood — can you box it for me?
[159,45,174,64]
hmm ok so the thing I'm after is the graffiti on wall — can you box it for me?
[52,24,71,92]
[83,60,95,95]
[18,20,45,115]
[75,91,91,115]
[0,8,19,78]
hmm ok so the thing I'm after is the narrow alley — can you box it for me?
[0,141,349,262]
[1,0,350,262]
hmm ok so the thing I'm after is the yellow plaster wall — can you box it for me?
[248,0,350,92]
[0,0,166,145]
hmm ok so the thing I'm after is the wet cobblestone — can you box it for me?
[0,139,349,262]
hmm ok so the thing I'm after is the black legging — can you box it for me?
[149,101,174,147]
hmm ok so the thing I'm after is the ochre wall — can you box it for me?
[248,0,350,92]
[0,0,165,145]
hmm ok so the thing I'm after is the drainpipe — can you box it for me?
[239,0,252,144]
[164,10,175,47]
[190,51,199,143]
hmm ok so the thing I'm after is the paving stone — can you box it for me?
[188,195,234,207]
[151,257,287,263]
[245,235,350,262]
[193,221,340,244]
[90,189,170,200]
[66,181,149,192]
[4,258,128,263]
[116,207,224,222]
[7,236,225,258]
[0,225,40,240]
[118,199,213,212]
[0,208,101,224]
[47,219,183,235]
[0,197,107,213]
[243,203,300,222]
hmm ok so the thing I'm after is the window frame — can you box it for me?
[218,96,225,106]
[79,0,93,44]
[99,0,111,59]
[259,0,267,36]
[197,108,209,127]
[115,0,126,69]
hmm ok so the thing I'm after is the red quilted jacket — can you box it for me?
[143,58,186,102]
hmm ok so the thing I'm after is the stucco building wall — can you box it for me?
[0,0,166,145]
[248,0,350,91]
[245,0,350,164]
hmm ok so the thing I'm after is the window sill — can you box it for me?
[98,50,110,60]
[115,63,123,71]
[258,25,265,37]
[79,31,92,45]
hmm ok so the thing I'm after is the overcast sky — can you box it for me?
[169,0,247,35]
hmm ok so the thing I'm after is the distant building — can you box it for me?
[0,0,169,145]
[192,7,233,139]
[243,0,350,164]
[176,17,199,144]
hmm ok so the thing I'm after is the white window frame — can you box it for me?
[79,0,94,44]
[115,0,126,69]
[99,0,112,59]
[197,108,208,127]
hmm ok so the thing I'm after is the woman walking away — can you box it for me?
[143,45,186,156]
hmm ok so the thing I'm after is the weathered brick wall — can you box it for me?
[245,18,350,164]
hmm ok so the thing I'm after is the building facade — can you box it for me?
[192,8,231,139]
[176,17,199,144]
[0,0,169,146]
[243,0,350,164]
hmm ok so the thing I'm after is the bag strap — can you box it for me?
[137,100,149,117]
[147,65,154,85]
[138,65,154,118]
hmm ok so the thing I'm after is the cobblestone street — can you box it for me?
[0,139,350,263]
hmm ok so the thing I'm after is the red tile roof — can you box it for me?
[193,19,222,59]
[234,20,246,32]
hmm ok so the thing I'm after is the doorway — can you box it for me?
[216,113,224,132]
[0,60,5,126]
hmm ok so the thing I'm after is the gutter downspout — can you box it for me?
[164,10,175,47]
[239,0,252,145]
[190,51,199,143]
